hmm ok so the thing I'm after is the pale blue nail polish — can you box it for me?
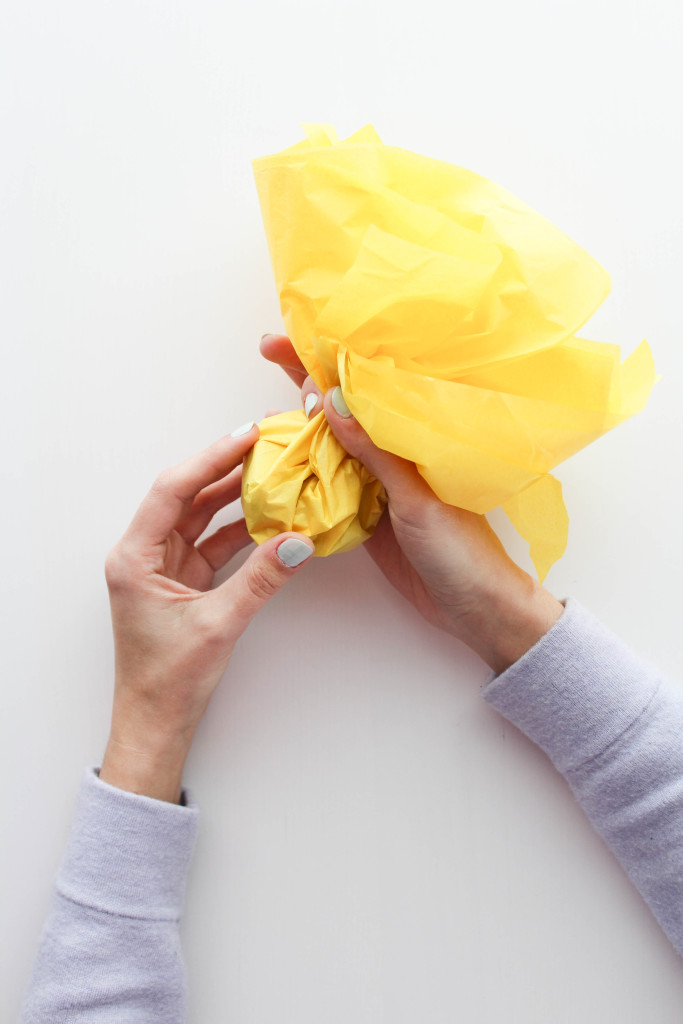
[230,421,255,438]
[331,387,352,418]
[277,538,314,567]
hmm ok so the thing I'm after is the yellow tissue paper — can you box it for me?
[242,124,656,581]
[242,407,386,555]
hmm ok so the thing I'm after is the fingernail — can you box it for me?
[304,392,319,418]
[276,538,314,567]
[261,333,277,341]
[230,421,255,438]
[330,386,353,419]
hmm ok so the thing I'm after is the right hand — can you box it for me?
[261,334,564,674]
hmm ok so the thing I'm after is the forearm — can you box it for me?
[482,598,683,956]
[19,767,199,1023]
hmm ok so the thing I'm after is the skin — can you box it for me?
[100,335,563,805]
[260,332,563,669]
[99,425,314,803]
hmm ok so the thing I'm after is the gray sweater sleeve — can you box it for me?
[19,766,200,1023]
[19,598,683,1022]
[482,596,683,957]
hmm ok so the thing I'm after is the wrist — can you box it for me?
[455,572,564,675]
[99,720,195,804]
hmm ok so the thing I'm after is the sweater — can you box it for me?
[18,598,683,1022]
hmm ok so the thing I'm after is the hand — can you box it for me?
[99,422,314,803]
[261,334,563,673]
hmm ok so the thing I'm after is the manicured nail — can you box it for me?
[304,392,319,418]
[330,386,352,418]
[276,538,314,567]
[230,421,255,437]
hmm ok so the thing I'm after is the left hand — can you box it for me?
[99,422,314,803]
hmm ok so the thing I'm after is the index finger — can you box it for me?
[260,333,308,387]
[125,423,259,548]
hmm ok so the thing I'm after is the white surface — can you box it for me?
[2,1,683,1020]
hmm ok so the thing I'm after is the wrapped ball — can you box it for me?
[242,409,387,555]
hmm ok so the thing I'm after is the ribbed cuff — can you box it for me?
[481,598,662,775]
[55,766,200,921]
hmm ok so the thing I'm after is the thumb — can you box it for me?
[213,532,315,632]
[323,386,431,513]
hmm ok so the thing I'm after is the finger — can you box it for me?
[323,387,430,509]
[260,333,308,387]
[208,531,315,630]
[126,424,259,548]
[175,465,243,546]
[197,517,253,572]
[301,376,323,418]
[264,407,283,418]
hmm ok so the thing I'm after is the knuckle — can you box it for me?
[389,502,420,534]
[389,491,435,535]
[245,559,281,602]
[194,611,226,647]
[103,546,129,589]
[151,466,175,495]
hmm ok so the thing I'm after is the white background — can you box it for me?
[2,1,682,1020]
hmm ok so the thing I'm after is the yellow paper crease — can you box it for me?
[243,125,656,580]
